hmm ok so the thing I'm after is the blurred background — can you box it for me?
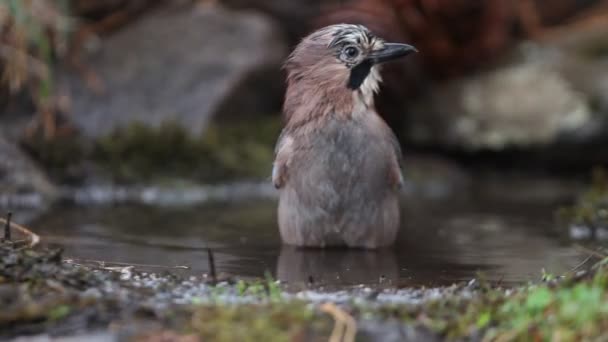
[1,0,608,286]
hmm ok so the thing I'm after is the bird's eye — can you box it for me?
[343,46,359,59]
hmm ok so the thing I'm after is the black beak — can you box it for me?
[367,43,417,64]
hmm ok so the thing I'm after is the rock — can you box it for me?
[0,135,57,209]
[220,0,325,42]
[60,4,287,139]
[548,23,608,121]
[406,45,592,151]
[405,21,608,157]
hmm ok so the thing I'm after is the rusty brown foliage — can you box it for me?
[0,0,159,139]
[316,0,607,79]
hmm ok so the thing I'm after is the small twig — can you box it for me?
[566,254,594,275]
[320,302,357,342]
[495,274,505,288]
[0,216,39,247]
[3,212,11,240]
[207,248,217,284]
[574,244,608,259]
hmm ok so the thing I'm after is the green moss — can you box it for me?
[231,272,283,301]
[186,302,325,342]
[484,271,608,340]
[364,265,608,341]
[94,118,281,183]
[20,116,282,184]
[48,305,71,321]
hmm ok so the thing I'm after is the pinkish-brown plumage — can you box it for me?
[273,24,416,248]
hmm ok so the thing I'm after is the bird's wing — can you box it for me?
[272,131,293,189]
[379,118,405,187]
[389,129,404,172]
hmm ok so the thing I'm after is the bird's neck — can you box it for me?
[283,69,381,128]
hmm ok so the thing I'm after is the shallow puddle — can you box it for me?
[28,180,596,289]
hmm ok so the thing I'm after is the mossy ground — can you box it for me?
[22,117,282,184]
[377,269,608,340]
[94,118,281,183]
[2,238,608,341]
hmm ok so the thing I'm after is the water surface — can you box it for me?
[30,180,594,289]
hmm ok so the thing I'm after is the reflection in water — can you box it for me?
[29,189,596,288]
[277,247,399,287]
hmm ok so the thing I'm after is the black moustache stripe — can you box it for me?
[347,60,372,90]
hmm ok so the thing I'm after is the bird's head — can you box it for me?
[283,24,416,122]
